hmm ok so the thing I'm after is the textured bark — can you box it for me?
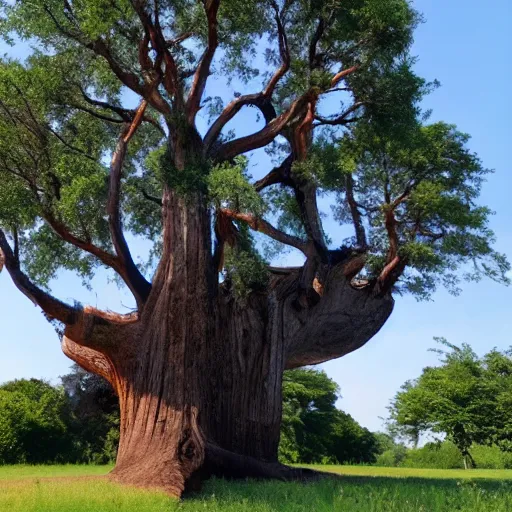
[57,176,394,497]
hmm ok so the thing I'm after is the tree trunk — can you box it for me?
[61,190,394,497]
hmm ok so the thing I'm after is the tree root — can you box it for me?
[184,442,338,494]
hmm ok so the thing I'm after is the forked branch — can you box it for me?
[203,3,289,154]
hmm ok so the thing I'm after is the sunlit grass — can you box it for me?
[308,464,512,481]
[1,464,512,511]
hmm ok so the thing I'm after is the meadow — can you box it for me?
[1,465,512,512]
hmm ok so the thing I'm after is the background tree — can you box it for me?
[0,0,508,496]
[0,379,73,464]
[280,368,379,465]
[61,364,120,463]
[388,339,512,469]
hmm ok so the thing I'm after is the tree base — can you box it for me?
[109,442,334,498]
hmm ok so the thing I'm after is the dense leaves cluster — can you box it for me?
[387,339,512,467]
[0,373,119,465]
[0,379,73,464]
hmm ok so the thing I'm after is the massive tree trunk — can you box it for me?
[60,190,394,497]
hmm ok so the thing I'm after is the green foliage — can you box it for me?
[208,157,264,215]
[378,441,512,470]
[279,368,379,465]
[0,379,73,464]
[402,441,464,470]
[387,339,512,466]
[375,445,408,468]
[330,123,509,299]
[0,369,120,465]
[0,0,505,300]
[223,244,270,299]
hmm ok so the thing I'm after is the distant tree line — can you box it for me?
[2,341,511,469]
[0,367,387,465]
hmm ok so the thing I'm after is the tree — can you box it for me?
[0,0,507,496]
[280,368,378,465]
[61,364,120,463]
[387,339,512,469]
[0,379,74,464]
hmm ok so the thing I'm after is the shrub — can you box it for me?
[403,441,463,469]
[0,380,73,464]
[375,445,408,467]
[471,444,512,469]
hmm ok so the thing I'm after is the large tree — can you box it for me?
[0,0,507,496]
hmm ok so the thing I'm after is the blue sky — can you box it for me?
[0,0,511,433]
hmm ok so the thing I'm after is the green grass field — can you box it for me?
[1,464,512,511]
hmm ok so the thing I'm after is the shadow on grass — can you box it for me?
[184,474,512,511]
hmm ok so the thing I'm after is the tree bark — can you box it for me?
[60,192,394,497]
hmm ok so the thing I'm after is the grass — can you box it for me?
[309,464,512,481]
[1,464,512,511]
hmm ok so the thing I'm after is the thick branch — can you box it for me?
[214,94,310,161]
[220,208,307,254]
[331,65,359,88]
[204,94,277,156]
[376,207,404,292]
[0,229,78,324]
[254,155,293,192]
[186,0,221,124]
[280,265,394,369]
[62,336,115,384]
[107,102,152,306]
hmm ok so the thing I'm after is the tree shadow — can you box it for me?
[184,474,512,511]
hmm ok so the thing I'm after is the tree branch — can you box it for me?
[214,93,311,161]
[345,173,367,248]
[376,206,404,292]
[254,155,293,192]
[107,101,152,307]
[314,101,365,127]
[330,65,359,88]
[0,229,78,324]
[186,0,221,124]
[220,208,308,254]
[276,264,394,369]
[203,3,289,154]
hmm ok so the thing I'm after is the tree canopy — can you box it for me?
[387,339,512,468]
[0,0,507,312]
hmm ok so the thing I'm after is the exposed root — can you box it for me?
[185,442,337,492]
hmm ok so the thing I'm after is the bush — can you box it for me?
[0,380,74,464]
[403,441,463,469]
[471,444,512,469]
[375,445,408,467]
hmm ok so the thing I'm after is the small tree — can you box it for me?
[388,339,512,469]
[0,0,508,495]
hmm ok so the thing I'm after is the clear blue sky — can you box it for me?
[0,0,510,433]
